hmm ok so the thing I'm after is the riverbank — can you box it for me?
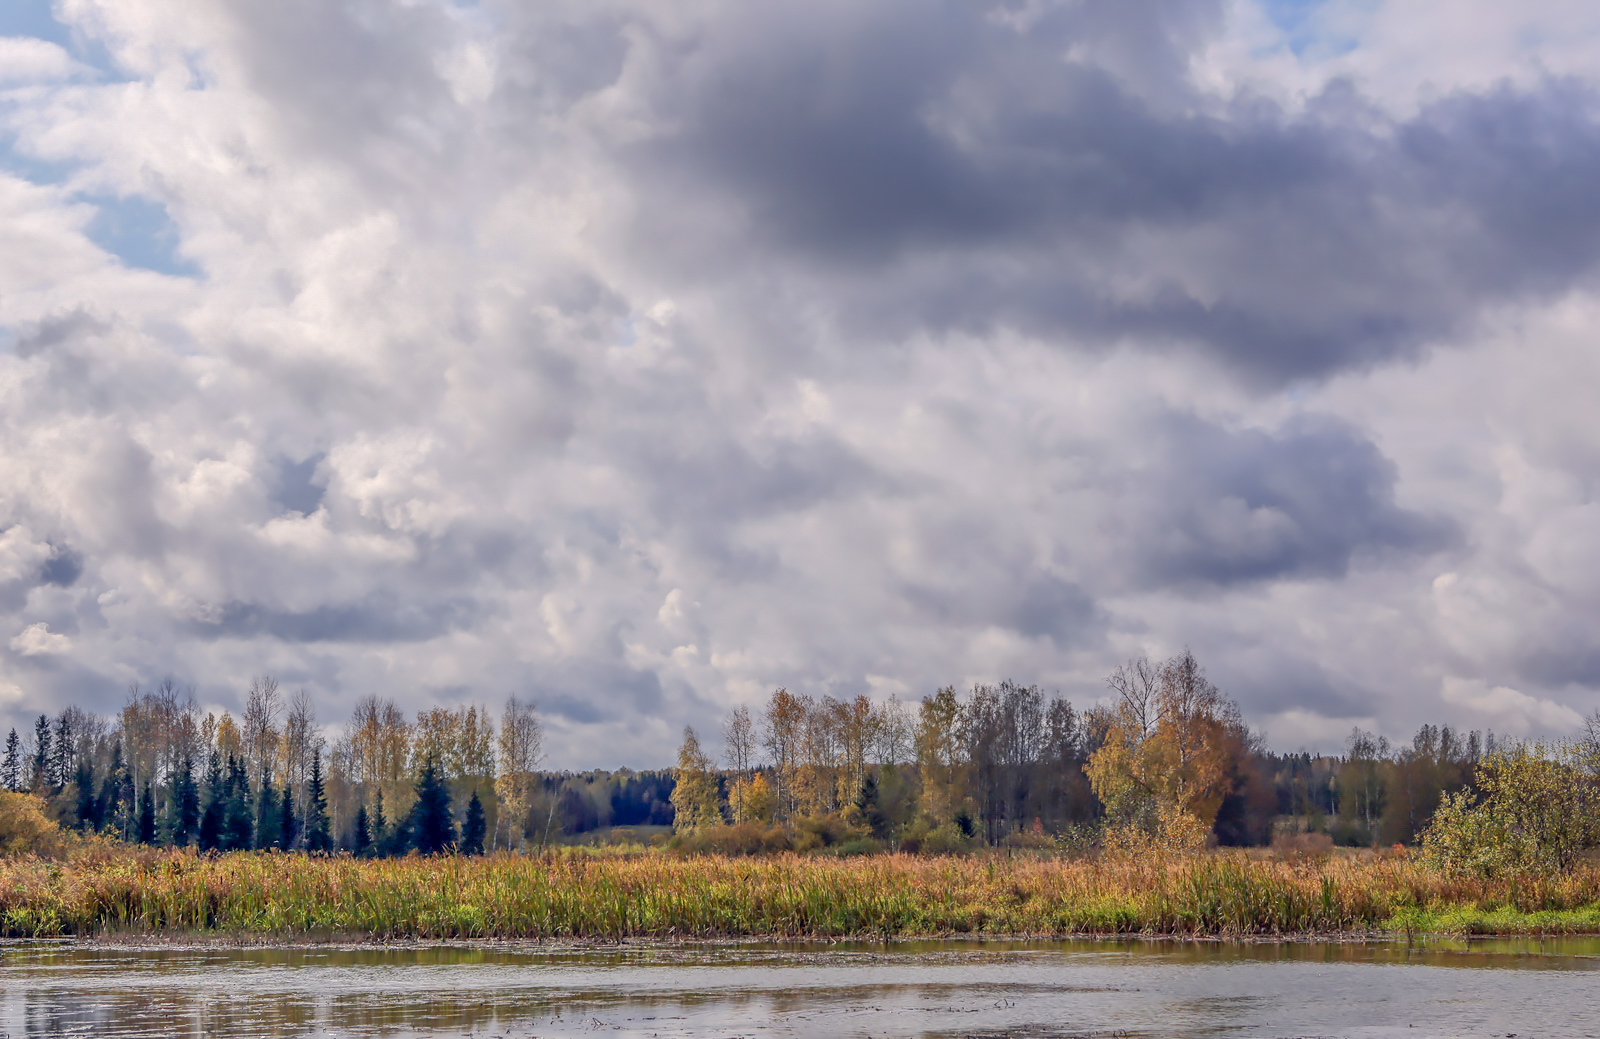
[5,850,1598,940]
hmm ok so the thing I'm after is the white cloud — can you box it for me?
[0,527,53,585]
[0,0,1594,765]
[1440,676,1584,734]
[0,37,75,83]
[10,623,71,657]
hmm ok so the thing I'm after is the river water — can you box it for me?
[2,938,1595,1038]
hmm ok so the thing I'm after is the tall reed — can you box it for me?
[4,850,1598,940]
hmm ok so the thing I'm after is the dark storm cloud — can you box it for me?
[1128,415,1453,588]
[903,572,1100,646]
[619,1,1600,381]
[529,660,667,727]
[1222,655,1373,721]
[38,546,82,588]
[187,593,480,643]
[271,453,326,516]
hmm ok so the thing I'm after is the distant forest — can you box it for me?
[9,652,1582,855]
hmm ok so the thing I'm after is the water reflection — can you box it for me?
[2,937,1596,1038]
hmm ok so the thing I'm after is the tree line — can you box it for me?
[8,677,551,856]
[670,650,1589,852]
[10,653,1595,854]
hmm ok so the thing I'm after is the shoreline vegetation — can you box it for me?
[6,650,1600,944]
[3,847,1600,942]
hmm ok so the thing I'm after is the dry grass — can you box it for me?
[3,848,1598,940]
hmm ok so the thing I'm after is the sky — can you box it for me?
[3,0,1600,767]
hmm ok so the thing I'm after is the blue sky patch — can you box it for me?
[0,133,75,187]
[1259,0,1357,58]
[0,0,72,49]
[1,0,123,77]
[83,195,201,278]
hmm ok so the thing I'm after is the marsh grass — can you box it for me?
[4,849,1599,940]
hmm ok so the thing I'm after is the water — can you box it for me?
[3,938,1597,1038]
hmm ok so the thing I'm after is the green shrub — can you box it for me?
[1422,742,1600,878]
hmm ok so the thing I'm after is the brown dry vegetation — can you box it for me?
[1,847,1598,941]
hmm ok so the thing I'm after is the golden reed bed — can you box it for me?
[5,850,1599,940]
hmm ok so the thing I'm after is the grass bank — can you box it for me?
[5,850,1599,940]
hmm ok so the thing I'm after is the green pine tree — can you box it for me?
[30,715,51,793]
[199,753,225,851]
[1,728,19,791]
[303,751,333,854]
[137,781,157,844]
[461,789,486,855]
[74,761,97,832]
[100,741,125,837]
[256,771,280,850]
[223,757,254,851]
[169,755,200,847]
[352,803,373,858]
[50,713,74,791]
[408,755,456,855]
[282,787,299,850]
[371,789,389,858]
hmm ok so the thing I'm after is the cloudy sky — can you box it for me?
[3,0,1600,766]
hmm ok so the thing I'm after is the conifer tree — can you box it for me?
[256,770,280,850]
[137,782,157,844]
[117,755,136,840]
[223,757,254,851]
[408,755,456,855]
[461,789,486,855]
[50,713,73,791]
[371,789,388,857]
[352,803,372,858]
[171,756,200,847]
[30,715,51,793]
[101,741,126,837]
[199,753,225,852]
[279,787,297,850]
[74,761,97,831]
[2,728,21,791]
[303,751,332,854]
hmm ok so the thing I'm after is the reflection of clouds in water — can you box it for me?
[6,941,1600,1037]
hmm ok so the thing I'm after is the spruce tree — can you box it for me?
[461,789,486,856]
[116,757,136,841]
[279,787,297,850]
[172,756,200,847]
[100,741,125,837]
[256,770,280,850]
[370,789,388,857]
[74,761,97,831]
[303,751,332,854]
[2,728,20,791]
[50,713,73,791]
[199,753,225,852]
[223,757,255,851]
[137,782,157,844]
[352,803,372,857]
[30,715,51,793]
[408,755,456,855]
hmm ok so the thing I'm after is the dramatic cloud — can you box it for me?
[0,0,1598,763]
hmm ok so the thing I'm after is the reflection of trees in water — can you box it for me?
[25,991,110,1038]
[25,989,318,1039]
[193,993,317,1038]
